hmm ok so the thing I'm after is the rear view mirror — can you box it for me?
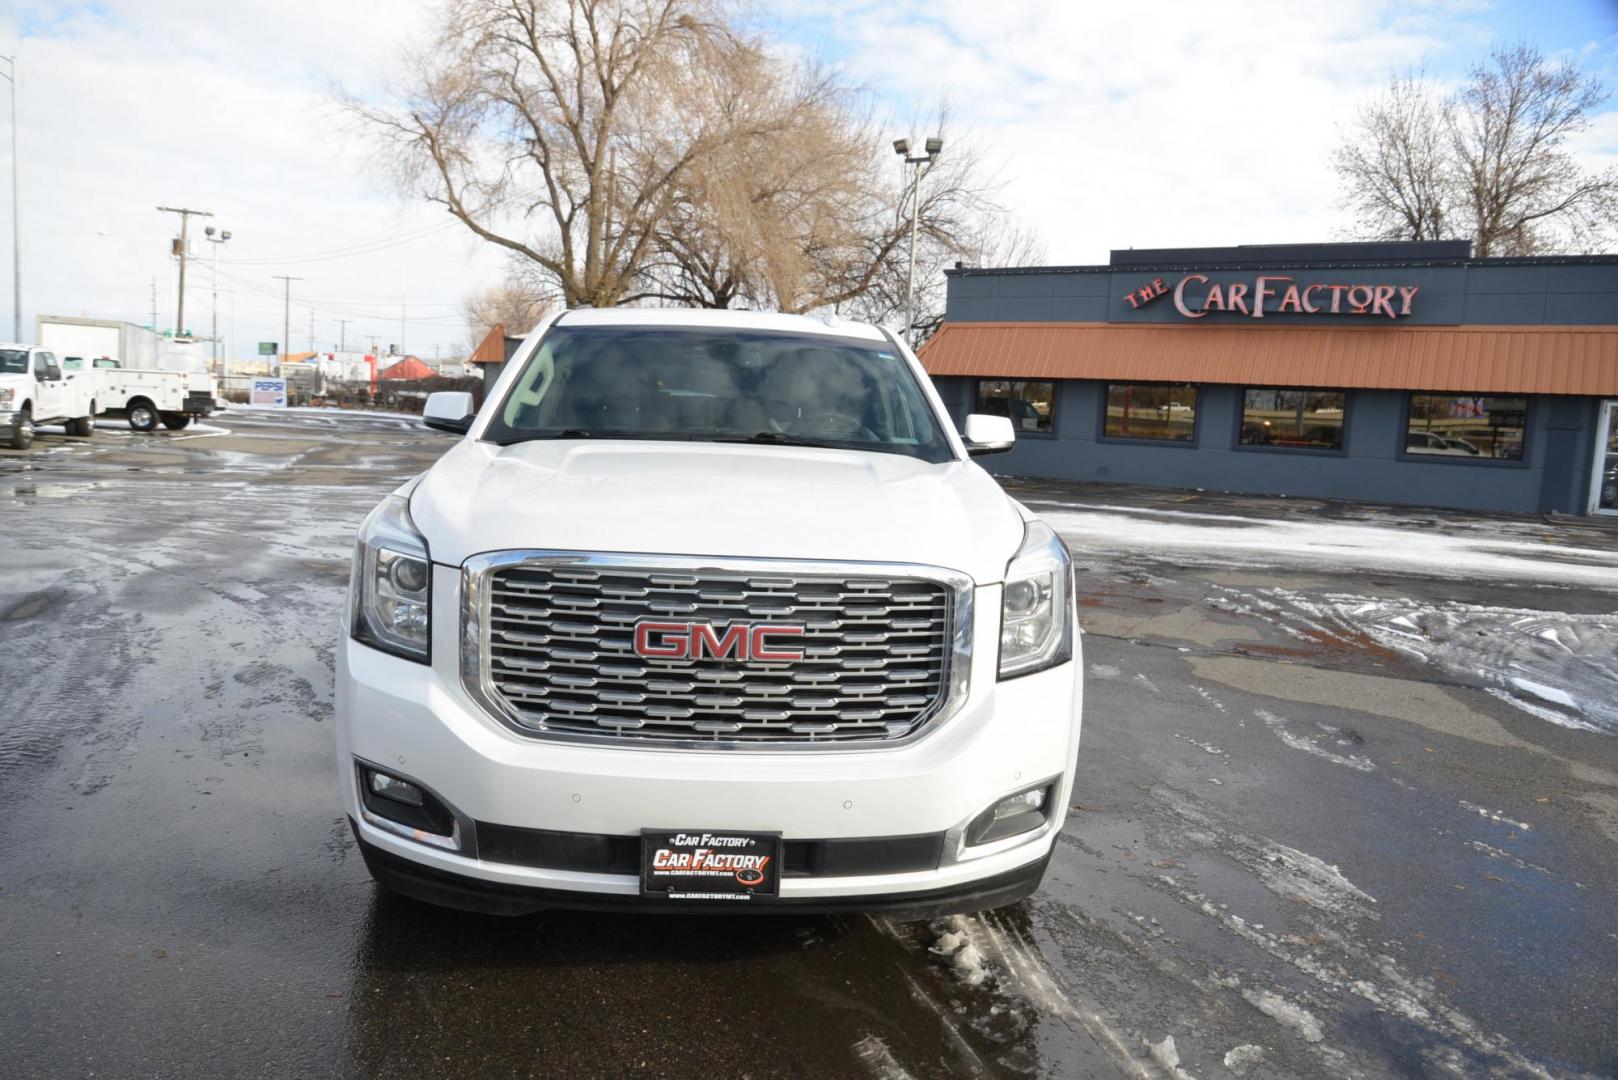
[423,391,476,434]
[963,413,1016,456]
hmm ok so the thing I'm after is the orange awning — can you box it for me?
[918,321,1618,396]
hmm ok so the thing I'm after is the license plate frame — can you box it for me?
[640,829,783,902]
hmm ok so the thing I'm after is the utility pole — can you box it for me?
[337,319,350,352]
[149,276,158,330]
[1,54,19,341]
[368,335,379,356]
[158,205,213,338]
[272,274,301,369]
[308,308,315,352]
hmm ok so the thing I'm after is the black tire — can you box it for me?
[7,407,32,450]
[160,413,192,431]
[128,400,159,433]
[68,412,95,438]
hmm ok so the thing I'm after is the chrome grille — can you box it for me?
[464,554,970,748]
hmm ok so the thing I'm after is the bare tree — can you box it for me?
[1451,43,1618,256]
[462,276,556,353]
[1332,73,1451,243]
[1335,44,1618,255]
[642,57,916,314]
[346,0,745,308]
[349,2,1033,319]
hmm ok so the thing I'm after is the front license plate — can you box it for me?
[641,829,782,901]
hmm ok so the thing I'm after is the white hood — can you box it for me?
[411,438,1025,584]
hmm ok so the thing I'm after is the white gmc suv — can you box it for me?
[336,308,1082,917]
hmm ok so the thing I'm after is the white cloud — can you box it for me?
[1,0,501,356]
[770,0,1617,262]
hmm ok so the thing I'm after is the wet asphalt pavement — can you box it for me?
[2,410,1617,1078]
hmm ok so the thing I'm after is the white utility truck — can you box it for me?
[1,343,97,449]
[336,308,1084,917]
[62,356,220,432]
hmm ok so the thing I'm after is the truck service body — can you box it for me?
[336,308,1083,917]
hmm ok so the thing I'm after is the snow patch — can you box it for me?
[852,1035,914,1080]
[1242,988,1324,1043]
[928,919,989,986]
[1150,1035,1195,1080]
[1509,677,1578,709]
[1459,801,1532,832]
[1257,842,1378,917]
[1042,504,1618,589]
[1089,663,1121,679]
[1223,1044,1265,1073]
[1258,710,1377,772]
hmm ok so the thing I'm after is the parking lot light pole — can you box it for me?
[893,135,943,347]
[1,55,19,342]
[204,225,231,377]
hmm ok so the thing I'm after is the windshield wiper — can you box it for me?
[487,428,678,446]
[711,431,853,451]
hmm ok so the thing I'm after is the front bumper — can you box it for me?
[336,572,1083,914]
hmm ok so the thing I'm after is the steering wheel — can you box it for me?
[794,410,878,441]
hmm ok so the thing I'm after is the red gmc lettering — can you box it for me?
[750,625,806,662]
[634,621,691,658]
[691,623,750,660]
[632,621,805,661]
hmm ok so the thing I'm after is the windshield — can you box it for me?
[482,325,954,463]
[0,349,26,375]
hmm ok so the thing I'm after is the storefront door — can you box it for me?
[1592,400,1618,516]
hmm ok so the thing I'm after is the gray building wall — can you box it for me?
[936,378,1604,514]
[934,245,1616,515]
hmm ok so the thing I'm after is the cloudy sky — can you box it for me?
[2,0,1615,358]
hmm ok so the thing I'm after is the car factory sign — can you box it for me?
[1123,274,1421,320]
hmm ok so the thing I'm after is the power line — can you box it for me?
[218,220,461,267]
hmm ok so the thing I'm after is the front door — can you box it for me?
[1592,400,1618,516]
[31,350,65,420]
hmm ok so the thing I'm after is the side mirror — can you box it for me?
[963,413,1016,457]
[423,391,476,434]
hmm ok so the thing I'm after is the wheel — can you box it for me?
[69,412,95,438]
[128,400,159,433]
[7,407,32,450]
[160,413,192,431]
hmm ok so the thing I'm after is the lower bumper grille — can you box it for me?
[475,822,945,878]
[464,553,972,749]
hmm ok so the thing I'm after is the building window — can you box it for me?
[1240,389,1346,451]
[1104,384,1197,442]
[975,379,1054,434]
[1405,395,1527,461]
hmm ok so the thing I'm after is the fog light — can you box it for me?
[367,769,424,807]
[966,782,1053,846]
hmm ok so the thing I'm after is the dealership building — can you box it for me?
[921,241,1618,516]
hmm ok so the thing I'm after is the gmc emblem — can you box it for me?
[633,620,806,662]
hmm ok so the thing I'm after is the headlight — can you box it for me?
[350,492,431,663]
[998,519,1073,679]
[0,387,13,408]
